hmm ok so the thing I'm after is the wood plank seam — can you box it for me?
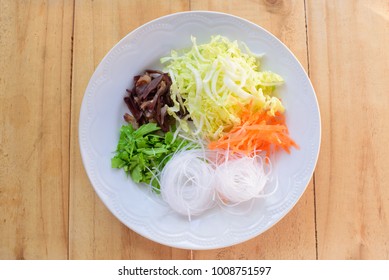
[68,0,76,261]
[303,0,311,76]
[303,0,318,260]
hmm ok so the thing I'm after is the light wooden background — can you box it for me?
[1,0,388,260]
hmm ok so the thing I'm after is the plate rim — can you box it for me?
[79,10,322,250]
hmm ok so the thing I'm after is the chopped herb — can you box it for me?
[111,123,192,190]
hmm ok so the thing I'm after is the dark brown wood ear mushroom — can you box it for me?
[123,70,177,132]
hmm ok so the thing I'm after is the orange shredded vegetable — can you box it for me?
[208,106,298,156]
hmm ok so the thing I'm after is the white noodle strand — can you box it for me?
[214,152,273,205]
[160,149,216,219]
[159,148,277,219]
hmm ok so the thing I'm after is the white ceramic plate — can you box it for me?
[79,11,321,250]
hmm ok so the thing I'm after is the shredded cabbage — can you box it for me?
[161,35,285,140]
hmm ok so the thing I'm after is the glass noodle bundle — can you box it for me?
[160,149,216,220]
[159,147,277,220]
[214,152,277,206]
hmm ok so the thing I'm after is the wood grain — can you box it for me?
[2,0,389,261]
[69,0,191,259]
[307,0,389,259]
[0,0,73,259]
[190,0,316,259]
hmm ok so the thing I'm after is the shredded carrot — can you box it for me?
[208,106,298,156]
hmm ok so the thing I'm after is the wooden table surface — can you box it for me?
[1,0,388,260]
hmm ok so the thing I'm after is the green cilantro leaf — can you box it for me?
[111,123,192,190]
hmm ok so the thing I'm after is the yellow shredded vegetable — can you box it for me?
[161,35,285,140]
